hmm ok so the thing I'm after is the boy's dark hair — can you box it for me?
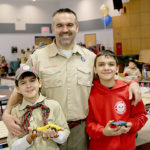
[94,50,119,67]
[129,58,138,65]
[52,8,78,23]
[21,49,25,54]
[94,50,118,80]
[15,72,39,87]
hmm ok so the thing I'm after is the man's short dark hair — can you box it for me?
[52,8,77,23]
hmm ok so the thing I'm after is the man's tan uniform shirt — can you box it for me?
[8,94,70,150]
[27,42,95,121]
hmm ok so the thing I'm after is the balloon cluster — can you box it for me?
[99,4,112,27]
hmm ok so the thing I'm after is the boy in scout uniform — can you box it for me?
[7,65,70,150]
[123,59,141,80]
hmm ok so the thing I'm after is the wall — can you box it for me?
[0,29,113,63]
[0,33,42,62]
[0,0,120,23]
[76,29,113,50]
[0,0,119,62]
[113,0,150,55]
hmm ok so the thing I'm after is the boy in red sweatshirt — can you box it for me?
[86,50,147,150]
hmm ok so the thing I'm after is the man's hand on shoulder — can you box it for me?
[2,111,23,137]
[129,81,141,106]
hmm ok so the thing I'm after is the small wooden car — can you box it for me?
[31,119,62,133]
[111,121,127,126]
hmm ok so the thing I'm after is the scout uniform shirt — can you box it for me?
[7,94,70,150]
[27,42,95,121]
[123,66,141,77]
[25,51,31,60]
[20,53,27,64]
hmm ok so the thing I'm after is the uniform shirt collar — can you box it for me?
[19,94,46,110]
[48,39,84,58]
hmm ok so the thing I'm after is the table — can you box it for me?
[0,88,13,114]
[0,89,12,100]
[139,80,150,87]
[136,91,150,149]
[0,89,12,148]
[0,121,8,148]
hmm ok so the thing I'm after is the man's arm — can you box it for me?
[118,76,141,106]
[4,89,22,113]
[2,90,24,136]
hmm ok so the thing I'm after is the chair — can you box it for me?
[0,85,9,89]
[0,85,9,114]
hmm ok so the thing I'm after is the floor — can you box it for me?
[0,77,150,150]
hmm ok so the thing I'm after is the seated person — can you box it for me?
[123,59,141,80]
[7,65,70,150]
[18,49,27,66]
[25,48,31,60]
[0,56,8,76]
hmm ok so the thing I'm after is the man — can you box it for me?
[3,8,141,150]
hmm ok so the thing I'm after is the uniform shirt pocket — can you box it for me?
[77,66,92,86]
[41,69,63,88]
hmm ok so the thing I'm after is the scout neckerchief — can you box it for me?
[21,102,50,134]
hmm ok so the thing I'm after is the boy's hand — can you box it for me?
[43,129,59,139]
[129,82,141,106]
[120,122,132,134]
[103,121,123,136]
[3,113,23,137]
[26,132,38,144]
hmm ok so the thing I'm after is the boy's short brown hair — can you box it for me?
[94,50,119,68]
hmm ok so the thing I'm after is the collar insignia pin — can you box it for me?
[81,56,86,62]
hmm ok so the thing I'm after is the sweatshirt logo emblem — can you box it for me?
[114,101,126,114]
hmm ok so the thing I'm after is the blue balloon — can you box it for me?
[101,14,112,27]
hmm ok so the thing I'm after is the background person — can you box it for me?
[0,56,9,76]
[25,48,31,60]
[123,58,141,80]
[18,49,27,66]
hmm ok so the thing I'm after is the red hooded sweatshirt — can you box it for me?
[86,79,147,150]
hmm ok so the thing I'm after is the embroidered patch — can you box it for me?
[114,101,126,115]
[23,65,30,70]
[81,56,86,62]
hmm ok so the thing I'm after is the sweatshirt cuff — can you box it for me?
[127,119,136,133]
